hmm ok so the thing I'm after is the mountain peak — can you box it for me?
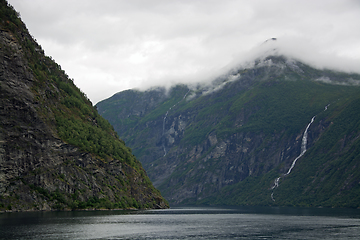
[97,56,360,207]
[264,37,277,43]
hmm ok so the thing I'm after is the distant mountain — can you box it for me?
[97,54,360,208]
[0,0,168,211]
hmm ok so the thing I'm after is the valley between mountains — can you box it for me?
[97,56,360,208]
[1,0,360,211]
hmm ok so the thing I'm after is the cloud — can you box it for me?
[228,36,360,74]
[8,0,360,103]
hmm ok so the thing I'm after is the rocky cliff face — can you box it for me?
[97,55,360,207]
[0,1,168,211]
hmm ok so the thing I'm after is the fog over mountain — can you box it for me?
[8,0,360,103]
[96,54,360,208]
[136,37,360,93]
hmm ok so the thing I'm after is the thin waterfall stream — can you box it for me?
[271,104,329,201]
[285,116,315,176]
[162,110,169,156]
[162,90,190,156]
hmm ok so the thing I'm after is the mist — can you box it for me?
[134,36,360,95]
[8,0,360,104]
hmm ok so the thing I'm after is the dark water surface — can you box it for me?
[1,206,360,239]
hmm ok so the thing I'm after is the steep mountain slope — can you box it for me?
[97,54,360,208]
[0,1,168,211]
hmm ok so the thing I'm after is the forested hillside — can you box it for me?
[0,0,168,211]
[97,55,360,208]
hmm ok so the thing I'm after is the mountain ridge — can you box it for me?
[0,0,168,211]
[97,54,360,208]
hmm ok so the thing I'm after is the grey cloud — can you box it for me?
[8,0,360,104]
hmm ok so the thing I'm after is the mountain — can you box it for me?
[97,54,360,208]
[0,0,168,211]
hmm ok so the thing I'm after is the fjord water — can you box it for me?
[1,206,360,239]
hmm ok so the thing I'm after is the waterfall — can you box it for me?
[162,111,169,156]
[270,102,332,201]
[324,104,330,111]
[284,116,315,176]
[271,115,316,201]
[162,89,190,156]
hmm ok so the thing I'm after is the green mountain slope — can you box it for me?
[0,0,168,211]
[97,54,360,207]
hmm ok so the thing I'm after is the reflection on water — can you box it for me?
[1,206,360,239]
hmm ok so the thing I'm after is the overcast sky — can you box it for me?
[8,0,360,104]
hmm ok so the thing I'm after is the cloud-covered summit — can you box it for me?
[8,0,360,103]
[228,36,360,74]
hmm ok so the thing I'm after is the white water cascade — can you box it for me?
[270,115,315,201]
[162,111,169,156]
[285,116,315,176]
[162,90,190,156]
[270,104,330,201]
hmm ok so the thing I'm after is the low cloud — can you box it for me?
[8,0,360,103]
[315,76,360,86]
[227,36,360,74]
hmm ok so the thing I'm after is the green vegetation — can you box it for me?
[272,97,360,208]
[183,76,358,145]
[97,55,360,208]
[196,92,360,208]
[0,0,22,31]
[1,0,138,167]
[0,0,168,211]
[29,184,144,210]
